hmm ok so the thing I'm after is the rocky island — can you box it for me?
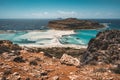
[48,18,105,30]
[0,30,120,80]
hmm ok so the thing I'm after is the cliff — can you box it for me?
[48,18,104,30]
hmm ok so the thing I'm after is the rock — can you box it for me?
[13,56,25,63]
[60,54,80,66]
[40,70,48,76]
[111,64,120,74]
[46,69,55,73]
[13,72,19,76]
[48,18,104,30]
[3,68,12,76]
[0,40,21,53]
[0,62,4,66]
[81,30,120,65]
[29,60,38,66]
[12,50,21,56]
[1,52,21,61]
[36,48,86,59]
[11,72,21,80]
[23,47,39,53]
[15,76,21,80]
[1,76,7,80]
[2,52,10,59]
[68,75,79,80]
[26,78,30,80]
[8,53,16,56]
[52,76,59,80]
[41,76,49,80]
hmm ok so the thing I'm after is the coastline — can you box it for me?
[0,29,88,49]
[17,29,87,49]
[20,44,87,49]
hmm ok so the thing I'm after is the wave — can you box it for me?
[59,35,86,45]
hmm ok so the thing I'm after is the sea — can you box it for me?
[0,19,120,46]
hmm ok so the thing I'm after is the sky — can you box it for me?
[0,0,120,19]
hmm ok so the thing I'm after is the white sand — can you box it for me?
[19,29,87,49]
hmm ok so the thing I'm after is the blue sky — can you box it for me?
[0,0,120,19]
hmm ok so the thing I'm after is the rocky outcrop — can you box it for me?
[48,18,104,30]
[81,30,120,65]
[36,47,86,59]
[0,40,22,53]
[60,54,80,66]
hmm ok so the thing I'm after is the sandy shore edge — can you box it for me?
[18,29,87,49]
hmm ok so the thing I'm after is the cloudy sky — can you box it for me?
[0,0,120,19]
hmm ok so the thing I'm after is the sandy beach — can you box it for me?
[18,29,87,49]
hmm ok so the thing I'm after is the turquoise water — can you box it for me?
[0,30,100,45]
[0,19,120,46]
[59,30,100,45]
[0,31,29,44]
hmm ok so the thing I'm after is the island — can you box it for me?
[48,18,105,30]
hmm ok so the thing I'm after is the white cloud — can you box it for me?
[29,11,78,18]
[56,10,78,18]
[31,12,49,16]
[57,10,77,15]
[43,12,48,15]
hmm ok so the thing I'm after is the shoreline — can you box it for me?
[17,29,87,49]
[19,44,87,49]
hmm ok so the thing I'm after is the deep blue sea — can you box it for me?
[0,19,120,46]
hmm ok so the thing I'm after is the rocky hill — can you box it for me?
[48,18,104,30]
[81,30,120,65]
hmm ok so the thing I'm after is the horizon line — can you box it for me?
[0,18,120,20]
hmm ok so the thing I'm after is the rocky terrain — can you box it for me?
[48,18,104,30]
[0,30,120,80]
[81,30,120,65]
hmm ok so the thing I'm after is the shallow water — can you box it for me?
[59,29,100,45]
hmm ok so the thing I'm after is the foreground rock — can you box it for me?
[60,54,80,66]
[0,40,21,53]
[81,30,120,65]
[48,18,104,30]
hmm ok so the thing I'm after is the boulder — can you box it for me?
[60,54,80,66]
